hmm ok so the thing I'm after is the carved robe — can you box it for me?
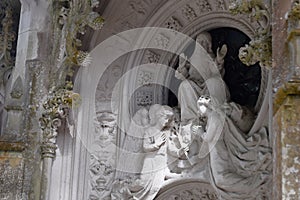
[205,111,271,199]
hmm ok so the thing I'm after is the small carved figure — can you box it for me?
[129,104,188,200]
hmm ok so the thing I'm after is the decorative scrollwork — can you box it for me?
[229,0,272,68]
[53,0,104,71]
[39,82,80,158]
[39,0,104,158]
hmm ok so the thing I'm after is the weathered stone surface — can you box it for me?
[274,93,300,200]
[272,0,293,95]
[0,151,24,200]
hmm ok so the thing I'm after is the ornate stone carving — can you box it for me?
[39,82,80,158]
[229,0,271,68]
[89,112,117,200]
[216,0,226,10]
[129,0,147,15]
[96,65,122,103]
[53,0,104,71]
[135,90,153,106]
[182,5,197,21]
[196,0,212,13]
[138,70,154,86]
[143,50,161,64]
[165,17,182,32]
[154,33,170,49]
[40,0,104,158]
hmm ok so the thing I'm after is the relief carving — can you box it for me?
[143,50,161,64]
[154,33,170,49]
[113,31,272,199]
[89,112,117,200]
[40,82,80,158]
[129,0,147,15]
[182,5,197,21]
[216,0,225,10]
[136,90,153,106]
[165,17,183,32]
[96,65,123,103]
[196,0,212,13]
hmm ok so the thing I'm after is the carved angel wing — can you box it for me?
[115,108,149,179]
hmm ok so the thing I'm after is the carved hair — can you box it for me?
[149,104,173,125]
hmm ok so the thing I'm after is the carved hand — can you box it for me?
[216,44,228,61]
[156,133,166,147]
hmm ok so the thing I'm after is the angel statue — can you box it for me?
[112,104,188,200]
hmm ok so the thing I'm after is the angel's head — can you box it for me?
[156,106,174,129]
[149,104,174,129]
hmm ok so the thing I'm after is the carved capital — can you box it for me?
[39,83,80,159]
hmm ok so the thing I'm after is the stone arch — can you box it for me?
[70,0,271,199]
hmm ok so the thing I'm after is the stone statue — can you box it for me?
[195,95,272,199]
[120,104,187,200]
[175,31,228,124]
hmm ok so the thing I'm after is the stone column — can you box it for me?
[273,1,300,199]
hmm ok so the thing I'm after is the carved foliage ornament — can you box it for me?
[53,0,104,72]
[39,0,104,158]
[39,82,80,158]
[229,0,272,68]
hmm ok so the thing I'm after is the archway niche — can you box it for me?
[57,1,272,200]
